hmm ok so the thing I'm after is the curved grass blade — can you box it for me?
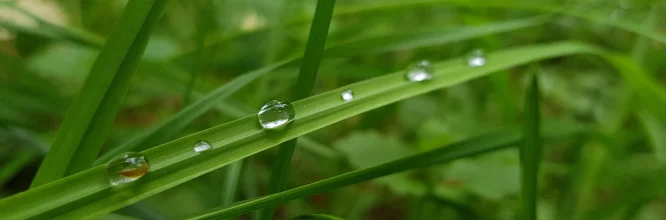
[95,17,542,165]
[93,60,293,165]
[323,16,546,56]
[30,0,169,187]
[187,123,586,219]
[0,42,634,219]
[178,0,665,62]
[263,1,336,219]
[520,72,541,220]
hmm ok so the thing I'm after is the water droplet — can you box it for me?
[258,100,295,130]
[467,49,486,67]
[405,60,433,82]
[341,90,354,101]
[193,140,212,153]
[106,152,149,186]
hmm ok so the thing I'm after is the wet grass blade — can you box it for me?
[520,72,541,220]
[0,42,602,219]
[187,123,586,219]
[263,1,336,219]
[93,60,293,165]
[30,0,169,187]
[95,17,540,165]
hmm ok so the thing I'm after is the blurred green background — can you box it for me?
[1,0,666,219]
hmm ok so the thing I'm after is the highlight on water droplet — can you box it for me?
[106,152,149,186]
[193,140,212,153]
[258,100,295,130]
[466,49,486,67]
[405,60,433,82]
[341,90,354,102]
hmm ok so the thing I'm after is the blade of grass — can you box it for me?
[95,16,540,165]
[178,0,666,63]
[520,71,541,220]
[187,122,586,219]
[93,60,293,165]
[263,1,336,219]
[220,161,243,205]
[30,0,169,187]
[0,42,647,219]
[0,2,104,48]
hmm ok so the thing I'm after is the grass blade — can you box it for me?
[263,1,336,219]
[0,42,640,219]
[0,2,103,48]
[30,0,169,187]
[520,72,541,220]
[187,123,585,219]
[95,17,540,166]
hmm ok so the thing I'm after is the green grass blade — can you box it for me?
[0,2,104,48]
[264,1,336,219]
[30,0,169,187]
[520,72,541,220]
[324,16,546,56]
[0,42,634,219]
[93,60,293,165]
[602,55,666,118]
[95,17,538,166]
[638,112,666,164]
[187,123,585,219]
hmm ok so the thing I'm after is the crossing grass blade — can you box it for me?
[30,0,169,187]
[0,42,662,219]
[187,122,586,219]
[520,72,541,220]
[263,1,336,219]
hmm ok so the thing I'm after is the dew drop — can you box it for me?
[341,90,354,102]
[106,152,149,186]
[193,140,212,153]
[258,100,295,130]
[467,49,486,67]
[405,60,433,82]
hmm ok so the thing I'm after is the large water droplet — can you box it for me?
[258,100,295,130]
[341,90,354,102]
[193,140,212,153]
[106,152,149,186]
[467,49,486,67]
[405,60,433,82]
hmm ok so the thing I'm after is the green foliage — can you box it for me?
[30,0,170,187]
[1,0,666,219]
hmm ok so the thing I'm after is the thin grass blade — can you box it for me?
[187,122,586,219]
[30,0,170,187]
[263,1,336,219]
[0,42,651,219]
[520,72,541,220]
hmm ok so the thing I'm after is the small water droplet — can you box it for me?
[467,49,486,67]
[258,100,295,130]
[341,90,354,101]
[193,140,212,153]
[106,152,149,186]
[405,60,433,82]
